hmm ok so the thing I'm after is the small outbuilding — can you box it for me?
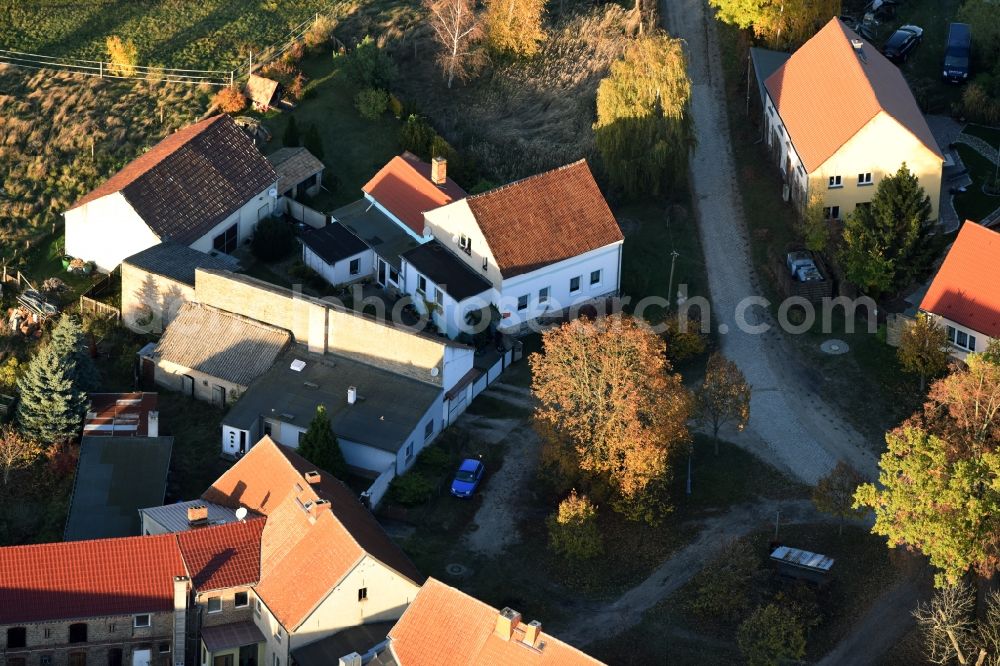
[268,146,325,199]
[246,73,282,112]
[300,222,374,287]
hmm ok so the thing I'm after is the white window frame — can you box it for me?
[858,172,873,186]
[207,596,222,614]
[405,442,414,461]
[828,175,842,189]
[234,591,249,608]
[517,294,528,311]
[590,269,602,287]
[538,287,550,303]
[349,258,361,275]
[416,275,427,294]
[569,276,581,293]
[424,420,434,440]
[459,234,472,255]
[133,615,150,628]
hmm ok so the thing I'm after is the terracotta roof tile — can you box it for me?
[463,160,623,279]
[203,437,422,629]
[363,153,466,236]
[920,222,1000,339]
[69,114,277,245]
[388,578,605,665]
[0,533,186,624]
[176,518,265,592]
[764,18,942,173]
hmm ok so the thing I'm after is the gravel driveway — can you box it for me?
[663,0,879,484]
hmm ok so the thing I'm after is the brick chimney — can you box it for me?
[431,157,447,185]
[304,470,321,485]
[523,620,542,647]
[147,410,159,438]
[186,505,208,525]
[494,607,521,641]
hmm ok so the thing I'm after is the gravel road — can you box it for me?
[662,0,879,484]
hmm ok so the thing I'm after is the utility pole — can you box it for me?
[248,51,253,78]
[666,249,680,312]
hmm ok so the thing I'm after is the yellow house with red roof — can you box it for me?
[763,18,944,222]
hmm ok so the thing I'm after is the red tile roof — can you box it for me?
[0,533,186,624]
[68,114,277,245]
[388,578,605,665]
[176,518,265,592]
[920,221,1000,339]
[363,153,466,236]
[764,18,942,173]
[463,160,623,279]
[203,437,423,629]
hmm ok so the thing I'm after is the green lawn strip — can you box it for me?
[156,392,229,502]
[954,143,1000,221]
[263,54,402,209]
[963,123,1000,149]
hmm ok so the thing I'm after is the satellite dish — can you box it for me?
[430,367,440,377]
[268,188,278,198]
[451,235,460,244]
[235,507,248,521]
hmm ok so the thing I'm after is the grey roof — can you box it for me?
[152,302,292,386]
[64,436,174,541]
[268,146,325,195]
[123,241,236,287]
[225,349,441,454]
[334,198,419,271]
[750,47,792,107]
[301,222,369,265]
[139,499,243,534]
[201,621,267,653]
[292,621,395,666]
[402,240,493,302]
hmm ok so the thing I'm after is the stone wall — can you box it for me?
[121,263,195,335]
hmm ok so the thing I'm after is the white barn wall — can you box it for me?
[65,193,160,272]
[303,245,375,286]
[188,186,277,255]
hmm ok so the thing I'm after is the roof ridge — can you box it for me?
[0,530,176,552]
[466,158,588,201]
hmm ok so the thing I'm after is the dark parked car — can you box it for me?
[943,22,971,82]
[882,25,923,63]
[450,458,485,498]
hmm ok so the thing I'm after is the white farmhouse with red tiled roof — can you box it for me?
[417,159,624,334]
[920,221,1000,360]
[64,114,278,272]
[762,17,943,221]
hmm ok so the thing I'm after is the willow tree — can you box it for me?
[709,0,841,49]
[484,0,547,56]
[594,32,692,199]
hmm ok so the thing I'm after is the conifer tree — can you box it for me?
[304,124,325,161]
[15,315,91,444]
[284,115,301,147]
[49,314,100,393]
[840,164,934,298]
[297,405,348,478]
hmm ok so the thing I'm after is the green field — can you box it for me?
[955,143,1000,221]
[0,0,340,70]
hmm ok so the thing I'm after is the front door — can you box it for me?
[238,644,258,666]
[181,375,195,397]
[131,649,150,666]
[239,430,248,455]
[213,656,233,666]
[69,654,87,666]
[213,385,226,407]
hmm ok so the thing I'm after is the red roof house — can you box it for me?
[920,221,1000,355]
[362,153,466,236]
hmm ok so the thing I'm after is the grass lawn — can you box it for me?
[954,143,1000,221]
[589,521,900,664]
[0,461,75,546]
[964,123,1000,149]
[156,392,230,502]
[262,53,402,210]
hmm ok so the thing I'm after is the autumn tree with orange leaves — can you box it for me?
[530,316,692,523]
[696,352,751,454]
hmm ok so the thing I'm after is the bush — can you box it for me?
[687,539,761,622]
[251,216,297,262]
[400,114,435,159]
[344,35,396,89]
[212,87,246,113]
[389,471,436,506]
[547,490,603,559]
[663,316,707,363]
[355,88,389,120]
[415,445,452,475]
[737,604,807,666]
[962,81,1000,126]
[305,15,338,50]
[388,94,404,119]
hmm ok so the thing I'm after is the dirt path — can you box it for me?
[462,386,539,556]
[555,498,824,646]
[661,0,878,484]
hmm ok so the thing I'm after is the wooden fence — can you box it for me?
[79,295,120,320]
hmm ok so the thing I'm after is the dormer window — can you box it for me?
[459,235,472,255]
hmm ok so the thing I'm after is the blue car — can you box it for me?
[450,458,485,498]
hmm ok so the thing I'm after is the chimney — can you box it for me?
[431,157,447,185]
[851,38,864,51]
[173,576,189,665]
[495,607,521,641]
[186,505,208,525]
[307,499,331,522]
[523,620,542,647]
[304,470,322,485]
[347,386,357,405]
[338,654,362,666]
[147,410,159,438]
